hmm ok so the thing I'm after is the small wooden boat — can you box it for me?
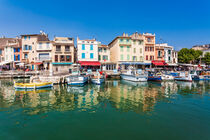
[120,68,148,82]
[14,82,53,89]
[174,72,192,82]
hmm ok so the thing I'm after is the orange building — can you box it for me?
[143,33,155,63]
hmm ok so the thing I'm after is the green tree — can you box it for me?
[178,48,203,64]
[178,48,193,63]
[203,52,210,65]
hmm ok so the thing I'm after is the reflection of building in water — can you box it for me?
[77,87,99,109]
[0,82,15,108]
[108,81,162,112]
[161,82,178,96]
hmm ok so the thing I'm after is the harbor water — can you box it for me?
[0,80,209,140]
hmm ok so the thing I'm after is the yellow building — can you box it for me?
[51,37,75,74]
[108,32,150,70]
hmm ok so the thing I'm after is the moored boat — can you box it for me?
[174,72,192,82]
[66,75,88,86]
[91,72,105,85]
[161,74,174,81]
[148,72,162,81]
[120,68,148,82]
[14,82,53,89]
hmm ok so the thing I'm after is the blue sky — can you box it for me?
[0,0,210,50]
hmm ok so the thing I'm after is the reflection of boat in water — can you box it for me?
[14,82,53,89]
[121,79,148,87]
[67,86,88,94]
[15,87,53,94]
[176,81,192,89]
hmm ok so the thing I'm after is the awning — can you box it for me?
[16,63,25,66]
[52,62,73,65]
[121,62,151,65]
[78,61,101,66]
[33,62,43,65]
[152,60,168,66]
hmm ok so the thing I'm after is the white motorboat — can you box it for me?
[66,75,88,86]
[174,72,192,82]
[120,68,148,82]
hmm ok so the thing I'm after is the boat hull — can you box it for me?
[120,74,148,82]
[14,82,53,89]
[148,76,162,81]
[174,77,192,82]
[66,76,88,86]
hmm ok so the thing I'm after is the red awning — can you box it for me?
[33,62,43,65]
[152,60,168,66]
[78,61,101,66]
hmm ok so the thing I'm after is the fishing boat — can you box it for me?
[120,68,148,82]
[148,72,162,81]
[174,72,192,82]
[193,70,210,80]
[14,82,53,89]
[91,72,105,85]
[66,75,88,86]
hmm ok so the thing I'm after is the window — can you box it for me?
[140,48,142,53]
[120,39,123,42]
[66,55,71,62]
[82,44,85,50]
[17,55,20,61]
[65,46,70,51]
[28,36,30,40]
[168,50,171,55]
[56,45,61,51]
[120,54,124,60]
[90,53,94,59]
[127,39,129,42]
[39,43,42,49]
[104,48,107,53]
[0,49,2,55]
[127,55,130,60]
[127,46,130,52]
[133,56,137,61]
[82,53,85,59]
[29,46,32,50]
[24,45,28,50]
[120,46,123,52]
[98,48,102,52]
[150,55,154,60]
[60,55,65,61]
[146,55,148,60]
[133,40,136,44]
[24,54,28,59]
[55,55,58,62]
[24,36,27,40]
[139,40,142,45]
[168,56,171,61]
[14,55,16,61]
[134,48,136,53]
[90,44,93,50]
[158,51,161,57]
[99,55,101,60]
[103,55,108,61]
[147,38,151,42]
[14,48,16,52]
[140,56,143,61]
[17,48,20,52]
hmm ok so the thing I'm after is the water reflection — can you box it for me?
[0,80,209,115]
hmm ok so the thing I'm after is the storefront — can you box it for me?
[78,61,101,71]
[120,62,151,70]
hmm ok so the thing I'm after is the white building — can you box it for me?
[77,38,101,70]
